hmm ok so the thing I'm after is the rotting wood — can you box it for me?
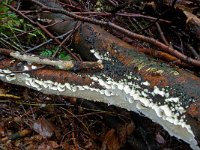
[0,48,103,71]
[1,1,200,149]
[27,0,200,67]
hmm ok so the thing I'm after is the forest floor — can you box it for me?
[1,0,200,149]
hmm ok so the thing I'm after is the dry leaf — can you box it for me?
[102,129,120,150]
[32,117,55,138]
[156,132,166,144]
[117,121,135,145]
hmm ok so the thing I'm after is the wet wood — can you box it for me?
[1,1,200,149]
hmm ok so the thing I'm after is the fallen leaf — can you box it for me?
[102,129,120,150]
[49,141,60,149]
[32,117,55,138]
[156,132,166,144]
[117,121,135,145]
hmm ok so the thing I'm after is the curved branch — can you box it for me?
[0,48,103,71]
[1,1,200,149]
[27,0,200,67]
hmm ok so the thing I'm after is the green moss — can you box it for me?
[0,2,46,50]
[40,47,72,61]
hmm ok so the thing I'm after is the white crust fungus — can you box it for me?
[0,65,199,150]
[5,74,16,81]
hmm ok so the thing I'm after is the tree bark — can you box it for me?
[1,1,200,149]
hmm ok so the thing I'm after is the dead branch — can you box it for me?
[8,5,81,61]
[0,48,103,71]
[155,22,169,46]
[1,1,200,149]
[26,0,200,67]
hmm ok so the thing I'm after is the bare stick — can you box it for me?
[27,0,200,67]
[0,48,103,71]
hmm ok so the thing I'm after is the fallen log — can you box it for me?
[1,1,200,149]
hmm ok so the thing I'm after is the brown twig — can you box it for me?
[8,5,80,61]
[27,0,200,67]
[107,0,117,7]
[186,44,200,60]
[0,48,103,71]
[25,29,74,53]
[155,22,169,46]
[73,12,170,23]
[7,4,36,25]
[36,22,80,61]
[139,0,178,32]
[136,46,190,68]
[109,0,134,13]
[52,22,81,58]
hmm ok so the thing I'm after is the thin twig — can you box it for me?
[52,22,81,58]
[0,38,22,51]
[26,0,200,67]
[156,22,169,46]
[36,22,80,61]
[8,5,80,61]
[7,4,36,24]
[186,44,200,60]
[25,28,74,53]
[139,0,178,32]
[0,48,103,71]
[73,12,170,23]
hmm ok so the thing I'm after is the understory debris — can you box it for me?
[1,0,200,149]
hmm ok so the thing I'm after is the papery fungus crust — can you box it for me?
[0,59,199,149]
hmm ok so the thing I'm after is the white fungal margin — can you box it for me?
[0,68,199,150]
[165,97,180,103]
[5,74,16,81]
[153,86,166,97]
[31,65,38,70]
[23,66,29,71]
[142,81,150,86]
[90,49,111,61]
